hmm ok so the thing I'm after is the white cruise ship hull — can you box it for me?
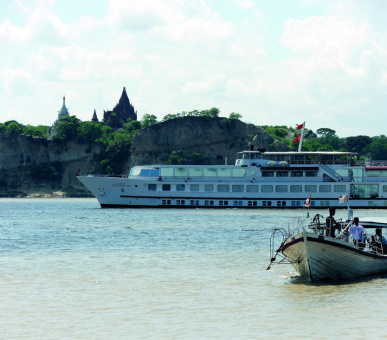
[77,149,387,208]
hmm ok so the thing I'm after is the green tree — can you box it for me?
[100,133,132,174]
[22,125,48,138]
[141,114,158,128]
[229,112,242,119]
[363,135,387,160]
[5,121,23,135]
[168,150,186,165]
[54,116,82,142]
[123,119,142,133]
[316,128,336,136]
[78,121,104,142]
[346,135,372,155]
[162,113,179,122]
[200,108,220,118]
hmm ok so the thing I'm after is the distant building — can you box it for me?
[48,96,69,139]
[92,109,98,122]
[103,87,137,128]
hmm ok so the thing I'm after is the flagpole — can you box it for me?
[346,191,352,221]
[298,121,305,152]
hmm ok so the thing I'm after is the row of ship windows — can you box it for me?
[144,183,347,193]
[162,200,387,207]
[135,168,318,178]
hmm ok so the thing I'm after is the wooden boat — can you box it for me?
[268,213,387,281]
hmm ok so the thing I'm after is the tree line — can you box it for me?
[1,110,387,176]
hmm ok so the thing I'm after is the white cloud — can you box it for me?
[2,68,33,95]
[1,0,387,137]
[234,0,255,9]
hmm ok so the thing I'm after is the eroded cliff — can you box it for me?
[0,118,281,197]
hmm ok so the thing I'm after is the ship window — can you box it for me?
[305,170,318,177]
[276,201,286,207]
[219,200,229,206]
[366,171,379,177]
[275,185,287,192]
[189,168,202,177]
[383,185,387,192]
[190,200,199,205]
[176,184,185,191]
[352,168,363,182]
[232,185,244,192]
[218,168,231,177]
[148,184,157,191]
[176,199,185,205]
[130,168,141,176]
[204,168,217,177]
[233,201,243,206]
[334,185,346,192]
[162,200,171,205]
[160,168,174,177]
[305,185,317,193]
[262,171,274,177]
[351,184,378,198]
[190,184,199,191]
[251,169,257,176]
[205,184,214,192]
[319,185,331,192]
[262,201,272,207]
[276,171,288,177]
[162,184,171,191]
[291,171,303,177]
[261,185,273,193]
[175,167,188,177]
[232,169,246,177]
[205,200,214,206]
[139,169,159,177]
[218,184,229,192]
[247,185,258,192]
[290,185,302,192]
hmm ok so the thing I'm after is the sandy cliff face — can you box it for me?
[0,118,280,197]
[0,135,102,196]
[129,117,274,166]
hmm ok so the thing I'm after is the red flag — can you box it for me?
[75,168,81,176]
[297,123,304,130]
[292,134,301,144]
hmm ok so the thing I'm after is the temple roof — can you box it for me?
[117,87,130,108]
[58,96,69,119]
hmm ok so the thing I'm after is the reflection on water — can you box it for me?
[0,199,386,339]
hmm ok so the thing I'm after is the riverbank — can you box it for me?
[0,188,93,198]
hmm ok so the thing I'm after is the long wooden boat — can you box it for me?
[268,214,387,281]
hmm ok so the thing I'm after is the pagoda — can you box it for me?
[48,96,69,139]
[103,87,137,128]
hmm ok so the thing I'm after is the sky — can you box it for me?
[1,0,387,138]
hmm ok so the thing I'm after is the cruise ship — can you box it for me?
[77,146,387,209]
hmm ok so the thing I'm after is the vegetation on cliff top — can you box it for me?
[1,108,387,176]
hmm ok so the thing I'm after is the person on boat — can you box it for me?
[374,228,387,253]
[345,217,365,249]
[325,207,341,238]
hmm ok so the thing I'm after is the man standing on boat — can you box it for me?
[345,217,365,249]
[326,207,341,238]
[375,228,387,253]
